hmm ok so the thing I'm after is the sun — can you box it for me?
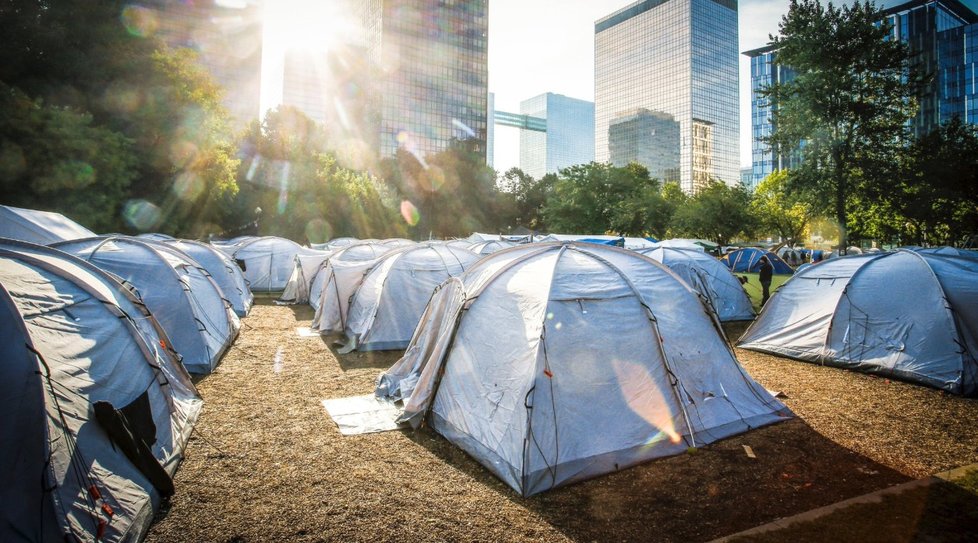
[259,0,359,116]
[262,0,358,53]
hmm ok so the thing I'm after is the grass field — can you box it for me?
[736,272,794,312]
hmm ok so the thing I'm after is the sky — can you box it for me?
[487,0,800,173]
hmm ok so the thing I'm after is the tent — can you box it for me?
[229,236,307,292]
[137,233,176,242]
[538,234,654,250]
[166,239,254,317]
[649,239,706,252]
[738,249,978,395]
[279,248,333,304]
[210,235,259,257]
[376,242,791,496]
[723,247,794,274]
[0,204,95,245]
[52,236,239,374]
[468,239,516,255]
[0,240,201,542]
[308,241,400,314]
[636,246,755,321]
[343,243,479,351]
[311,237,359,251]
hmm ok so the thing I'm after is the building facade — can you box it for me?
[594,0,741,193]
[608,109,680,182]
[519,93,595,179]
[746,0,978,188]
[355,0,489,162]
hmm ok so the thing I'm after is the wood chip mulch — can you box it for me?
[144,302,978,543]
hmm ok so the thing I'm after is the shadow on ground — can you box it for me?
[406,418,909,543]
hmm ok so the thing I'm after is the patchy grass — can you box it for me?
[736,272,794,312]
[144,301,978,543]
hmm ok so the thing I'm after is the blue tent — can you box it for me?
[723,247,794,274]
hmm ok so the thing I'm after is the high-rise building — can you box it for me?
[594,0,740,193]
[743,45,800,190]
[153,0,264,129]
[519,93,595,179]
[353,0,490,162]
[608,109,680,183]
[745,0,978,187]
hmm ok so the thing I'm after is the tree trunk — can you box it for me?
[833,149,848,255]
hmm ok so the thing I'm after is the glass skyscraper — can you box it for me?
[519,93,595,179]
[608,109,680,182]
[746,0,978,188]
[356,0,489,162]
[594,0,740,193]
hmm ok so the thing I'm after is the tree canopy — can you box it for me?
[764,0,916,251]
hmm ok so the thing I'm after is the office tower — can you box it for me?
[153,0,264,129]
[354,0,490,162]
[743,45,799,190]
[608,109,680,183]
[740,167,753,187]
[746,0,978,186]
[519,93,595,179]
[594,0,741,193]
[487,93,495,168]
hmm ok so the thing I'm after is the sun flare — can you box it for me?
[263,0,357,53]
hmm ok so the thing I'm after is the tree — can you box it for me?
[671,181,757,246]
[233,106,405,242]
[497,167,553,232]
[887,117,978,245]
[763,0,916,252]
[750,170,811,246]
[0,0,240,237]
[0,84,136,232]
[542,162,666,236]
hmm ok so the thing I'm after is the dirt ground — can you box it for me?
[144,300,978,543]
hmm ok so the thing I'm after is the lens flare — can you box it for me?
[305,218,332,244]
[452,118,476,138]
[120,5,159,38]
[122,199,162,231]
[172,172,204,201]
[400,200,420,226]
[611,359,682,445]
[169,141,199,169]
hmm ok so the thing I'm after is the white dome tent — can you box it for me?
[635,246,755,322]
[376,242,790,496]
[0,240,201,542]
[308,241,401,315]
[468,239,517,255]
[0,204,96,245]
[342,242,479,351]
[166,239,254,317]
[229,236,307,293]
[279,248,333,304]
[52,236,239,374]
[739,249,978,395]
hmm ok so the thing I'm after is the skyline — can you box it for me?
[488,0,789,174]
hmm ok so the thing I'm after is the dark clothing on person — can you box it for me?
[758,259,774,305]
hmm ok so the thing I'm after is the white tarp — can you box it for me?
[321,395,405,435]
[376,242,791,496]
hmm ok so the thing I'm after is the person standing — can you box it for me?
[758,255,774,306]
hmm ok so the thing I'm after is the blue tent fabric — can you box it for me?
[578,237,624,247]
[724,248,793,274]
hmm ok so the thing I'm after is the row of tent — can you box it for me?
[0,206,258,541]
[269,235,760,357]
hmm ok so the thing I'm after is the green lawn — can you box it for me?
[736,272,794,313]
